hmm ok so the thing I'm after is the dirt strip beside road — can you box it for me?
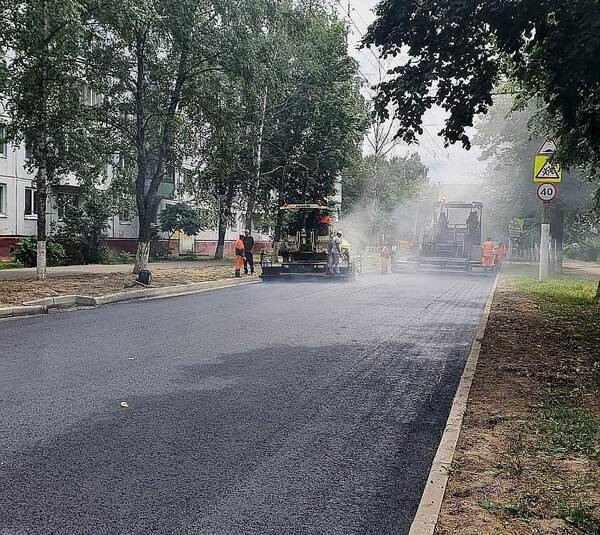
[0,265,243,306]
[435,274,600,535]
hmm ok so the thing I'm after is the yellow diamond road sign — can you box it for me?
[533,155,561,183]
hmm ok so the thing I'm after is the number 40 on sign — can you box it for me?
[536,183,558,203]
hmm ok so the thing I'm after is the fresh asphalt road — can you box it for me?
[0,271,494,535]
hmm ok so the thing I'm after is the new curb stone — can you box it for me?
[0,277,258,320]
[408,274,499,535]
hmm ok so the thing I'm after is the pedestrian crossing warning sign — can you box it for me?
[533,155,561,183]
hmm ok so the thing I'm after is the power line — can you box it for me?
[334,0,463,177]
[304,4,376,97]
[333,0,388,81]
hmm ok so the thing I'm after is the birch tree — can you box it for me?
[83,0,228,273]
[0,0,87,279]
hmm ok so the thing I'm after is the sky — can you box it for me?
[333,0,486,185]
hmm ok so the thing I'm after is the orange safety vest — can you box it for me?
[482,241,494,257]
[234,239,245,257]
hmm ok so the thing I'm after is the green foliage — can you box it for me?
[0,260,24,270]
[105,250,135,265]
[564,504,600,534]
[537,399,600,460]
[342,152,428,242]
[53,192,112,264]
[364,0,600,176]
[564,240,600,262]
[149,241,168,261]
[0,0,89,178]
[12,237,65,267]
[159,203,203,238]
[515,276,600,348]
[474,96,597,241]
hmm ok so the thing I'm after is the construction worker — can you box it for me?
[328,231,343,275]
[234,234,245,277]
[380,242,391,274]
[243,229,255,275]
[482,237,495,268]
[496,242,507,267]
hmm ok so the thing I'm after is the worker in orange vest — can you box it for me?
[496,242,507,267]
[234,234,245,278]
[380,242,391,274]
[481,237,495,268]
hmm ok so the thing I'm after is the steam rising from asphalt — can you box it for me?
[338,181,485,254]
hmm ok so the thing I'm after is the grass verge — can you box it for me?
[436,269,600,535]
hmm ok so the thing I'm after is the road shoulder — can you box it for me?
[434,270,600,534]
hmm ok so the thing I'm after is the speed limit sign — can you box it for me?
[536,182,558,203]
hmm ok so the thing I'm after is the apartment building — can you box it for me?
[0,131,272,259]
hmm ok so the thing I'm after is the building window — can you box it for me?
[0,183,6,215]
[56,192,78,220]
[120,206,133,224]
[0,124,7,158]
[24,187,38,217]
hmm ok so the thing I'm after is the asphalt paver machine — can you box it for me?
[417,201,484,271]
[260,204,359,281]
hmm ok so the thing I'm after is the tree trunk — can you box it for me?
[214,214,227,260]
[134,241,150,273]
[133,33,189,275]
[273,176,287,244]
[36,0,49,280]
[244,90,268,231]
[36,182,47,279]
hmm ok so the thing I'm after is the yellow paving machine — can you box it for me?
[260,204,360,281]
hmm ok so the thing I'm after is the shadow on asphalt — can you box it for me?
[1,335,477,535]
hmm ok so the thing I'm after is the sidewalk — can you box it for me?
[564,259,600,276]
[0,259,226,281]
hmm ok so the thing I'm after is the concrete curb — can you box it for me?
[408,274,500,535]
[0,277,259,320]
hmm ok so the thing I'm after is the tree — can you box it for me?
[0,0,87,279]
[183,69,247,260]
[475,96,596,269]
[262,3,367,239]
[82,0,235,273]
[159,203,203,258]
[182,0,367,250]
[342,152,428,244]
[364,1,600,176]
[365,0,600,295]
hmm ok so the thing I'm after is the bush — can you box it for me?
[105,250,135,265]
[53,192,111,264]
[12,237,66,268]
[0,260,24,269]
[564,242,600,262]
[149,241,168,260]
